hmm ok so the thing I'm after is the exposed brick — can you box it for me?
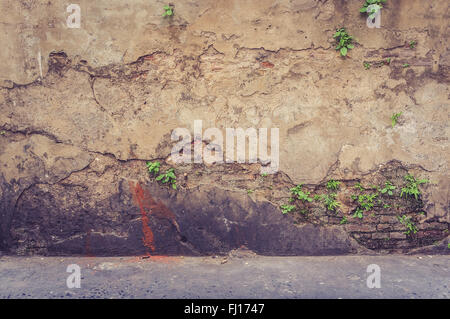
[372,232,390,240]
[380,215,399,224]
[419,222,449,231]
[377,224,393,231]
[352,233,372,240]
[345,224,376,233]
[389,232,406,239]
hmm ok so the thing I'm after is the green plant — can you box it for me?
[448,243,450,249]
[354,182,364,191]
[281,205,296,215]
[391,112,402,127]
[340,216,348,224]
[326,179,341,190]
[360,0,386,18]
[383,204,391,208]
[364,62,371,70]
[146,161,161,175]
[247,189,254,194]
[397,215,418,235]
[353,208,364,219]
[409,40,417,49]
[156,168,177,189]
[333,28,355,57]
[385,57,391,64]
[0,130,5,135]
[400,174,429,200]
[381,181,396,196]
[352,192,378,218]
[320,193,341,212]
[403,63,410,68]
[261,173,268,177]
[162,5,174,17]
[299,209,309,215]
[290,184,313,202]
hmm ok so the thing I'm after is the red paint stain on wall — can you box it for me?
[260,61,274,68]
[129,181,156,254]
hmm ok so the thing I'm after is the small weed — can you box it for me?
[162,5,174,17]
[319,193,341,212]
[146,161,161,175]
[380,181,396,196]
[364,62,371,70]
[409,40,417,49]
[326,179,341,191]
[261,173,268,177]
[353,208,364,219]
[281,205,296,215]
[290,184,313,202]
[385,57,391,65]
[340,216,348,225]
[400,174,429,200]
[391,112,402,127]
[397,215,418,235]
[352,192,378,218]
[0,130,5,135]
[402,63,410,68]
[156,168,177,189]
[360,0,386,18]
[354,182,365,191]
[333,28,355,57]
[247,189,254,194]
[299,209,309,215]
[383,204,391,208]
[448,243,450,249]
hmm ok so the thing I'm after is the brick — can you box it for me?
[419,222,449,231]
[377,224,393,231]
[389,232,406,239]
[372,232,390,240]
[380,215,399,224]
[345,224,376,233]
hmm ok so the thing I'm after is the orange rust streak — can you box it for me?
[129,181,156,253]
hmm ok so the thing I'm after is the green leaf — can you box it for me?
[347,44,354,49]
[360,7,367,13]
[340,47,348,56]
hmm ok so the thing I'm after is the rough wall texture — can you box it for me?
[0,0,448,255]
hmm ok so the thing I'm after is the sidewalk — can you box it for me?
[0,254,448,298]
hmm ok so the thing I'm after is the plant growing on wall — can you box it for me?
[360,0,386,18]
[146,161,161,175]
[319,193,341,212]
[281,205,296,215]
[400,174,429,200]
[155,168,177,189]
[351,192,378,219]
[380,181,396,196]
[397,215,418,235]
[163,4,174,17]
[333,28,355,57]
[326,179,341,191]
[290,184,313,202]
[391,112,402,127]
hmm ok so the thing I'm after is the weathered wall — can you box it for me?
[0,0,448,255]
